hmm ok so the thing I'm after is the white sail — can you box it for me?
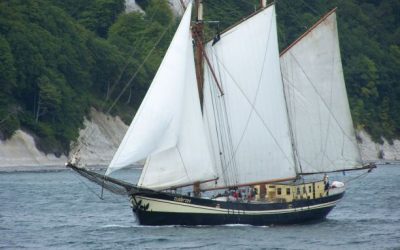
[138,32,217,189]
[202,5,297,189]
[280,11,363,174]
[106,3,216,189]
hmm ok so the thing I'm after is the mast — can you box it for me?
[193,0,205,108]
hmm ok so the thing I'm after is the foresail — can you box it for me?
[106,2,216,189]
[280,10,363,174]
[138,32,217,189]
[202,5,297,189]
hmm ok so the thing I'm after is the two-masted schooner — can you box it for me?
[68,0,375,226]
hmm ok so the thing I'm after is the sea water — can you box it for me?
[1,165,399,249]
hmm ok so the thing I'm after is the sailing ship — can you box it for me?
[68,0,375,226]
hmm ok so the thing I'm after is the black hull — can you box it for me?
[135,206,334,226]
[131,191,344,226]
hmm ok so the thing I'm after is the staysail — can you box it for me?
[280,10,363,174]
[106,3,217,190]
[202,5,297,189]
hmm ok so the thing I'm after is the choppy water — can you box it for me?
[1,165,399,249]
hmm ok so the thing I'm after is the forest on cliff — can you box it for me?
[0,0,399,155]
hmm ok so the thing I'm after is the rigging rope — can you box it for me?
[176,146,192,183]
[343,170,371,187]
[203,7,295,186]
[202,7,301,186]
[318,38,338,169]
[204,51,240,187]
[297,0,320,16]
[209,50,295,169]
[211,54,238,185]
[220,83,240,185]
[205,67,235,186]
[280,64,303,174]
[106,9,160,101]
[71,170,105,200]
[106,26,172,114]
[216,11,275,170]
[288,54,361,151]
[71,169,134,204]
[71,17,176,165]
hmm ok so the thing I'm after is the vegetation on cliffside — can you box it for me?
[0,0,174,154]
[0,0,398,155]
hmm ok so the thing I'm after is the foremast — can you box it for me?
[192,0,205,107]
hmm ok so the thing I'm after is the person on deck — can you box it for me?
[233,190,238,200]
[324,174,330,195]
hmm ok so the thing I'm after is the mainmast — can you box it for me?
[192,0,204,107]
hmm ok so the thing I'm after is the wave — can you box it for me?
[100,224,132,228]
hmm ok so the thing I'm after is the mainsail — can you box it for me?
[280,10,363,174]
[202,5,297,189]
[106,3,217,190]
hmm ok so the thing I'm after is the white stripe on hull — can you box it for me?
[133,195,341,215]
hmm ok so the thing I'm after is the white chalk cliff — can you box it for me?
[0,108,127,170]
[125,0,144,13]
[357,130,400,163]
[0,106,398,170]
[126,0,189,16]
[0,130,68,169]
[69,108,128,167]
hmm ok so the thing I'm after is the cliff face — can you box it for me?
[128,0,188,15]
[0,109,127,170]
[358,131,400,163]
[70,108,128,166]
[125,0,144,13]
[0,108,398,170]
[167,0,190,16]
[0,130,67,170]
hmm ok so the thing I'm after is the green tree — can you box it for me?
[77,0,125,37]
[0,36,16,93]
[35,74,62,122]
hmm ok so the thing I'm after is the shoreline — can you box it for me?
[0,164,105,173]
[0,162,398,174]
[0,164,143,173]
[365,160,400,166]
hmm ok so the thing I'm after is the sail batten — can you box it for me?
[280,11,363,174]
